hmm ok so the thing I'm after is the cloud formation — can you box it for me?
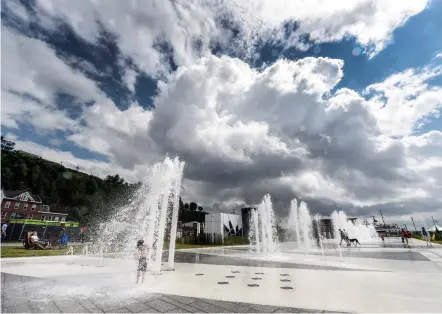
[1,0,441,225]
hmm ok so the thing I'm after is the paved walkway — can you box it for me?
[1,273,337,313]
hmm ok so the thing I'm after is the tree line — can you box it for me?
[1,150,206,225]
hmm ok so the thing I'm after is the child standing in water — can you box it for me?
[136,239,148,284]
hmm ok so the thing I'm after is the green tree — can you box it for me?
[189,202,198,211]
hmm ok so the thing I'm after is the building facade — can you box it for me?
[1,190,67,224]
[1,136,15,151]
[205,212,243,239]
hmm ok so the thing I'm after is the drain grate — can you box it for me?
[218,281,229,285]
[195,273,204,276]
[280,286,293,290]
[248,284,259,287]
[280,274,289,277]
[280,279,291,282]
[251,277,262,280]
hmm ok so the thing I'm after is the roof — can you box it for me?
[1,190,42,203]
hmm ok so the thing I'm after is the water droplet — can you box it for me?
[352,47,362,56]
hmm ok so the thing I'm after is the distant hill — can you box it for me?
[1,150,206,225]
[1,149,136,224]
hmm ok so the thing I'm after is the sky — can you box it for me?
[1,0,442,228]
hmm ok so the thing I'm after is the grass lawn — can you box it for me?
[1,243,218,258]
[174,243,217,249]
[1,245,83,258]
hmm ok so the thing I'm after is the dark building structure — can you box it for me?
[241,207,255,239]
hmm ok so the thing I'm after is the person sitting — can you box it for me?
[29,231,48,249]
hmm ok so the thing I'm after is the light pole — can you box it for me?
[431,216,437,229]
[411,217,417,233]
[379,210,386,226]
[211,214,215,244]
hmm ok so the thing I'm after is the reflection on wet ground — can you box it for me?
[173,251,373,271]
[280,250,430,261]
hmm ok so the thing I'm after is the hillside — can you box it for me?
[1,150,206,224]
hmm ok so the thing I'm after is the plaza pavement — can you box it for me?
[1,238,442,313]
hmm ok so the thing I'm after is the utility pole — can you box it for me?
[411,217,417,233]
[431,216,437,229]
[379,210,386,226]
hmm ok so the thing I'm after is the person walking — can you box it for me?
[421,227,432,247]
[1,223,8,240]
[401,228,409,245]
[339,229,349,246]
[80,226,86,243]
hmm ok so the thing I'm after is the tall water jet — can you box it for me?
[298,201,313,253]
[249,208,261,252]
[331,210,378,244]
[250,194,278,253]
[92,156,184,273]
[314,214,325,261]
[331,211,344,261]
[288,199,301,250]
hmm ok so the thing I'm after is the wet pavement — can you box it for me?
[1,273,342,313]
[172,251,375,271]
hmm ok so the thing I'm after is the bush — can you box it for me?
[175,234,249,246]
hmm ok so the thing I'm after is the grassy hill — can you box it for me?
[1,150,206,224]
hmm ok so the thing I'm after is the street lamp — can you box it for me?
[211,214,215,244]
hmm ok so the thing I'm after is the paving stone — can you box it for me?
[199,299,251,313]
[158,297,200,313]
[135,292,162,303]
[1,304,32,313]
[76,297,104,313]
[29,300,61,313]
[147,299,178,312]
[273,308,304,313]
[125,300,159,313]
[106,307,131,313]
[247,304,279,312]
[54,299,87,312]
[163,294,197,305]
[190,300,230,313]
[92,298,136,312]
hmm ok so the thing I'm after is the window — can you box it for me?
[40,216,45,221]
[1,212,7,219]
[61,217,66,222]
[27,214,33,219]
[4,201,11,209]
[14,202,19,209]
[54,217,59,221]
[31,205,36,211]
[23,203,28,210]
